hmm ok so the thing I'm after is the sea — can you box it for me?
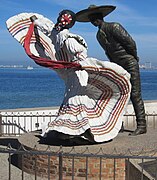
[0,67,157,110]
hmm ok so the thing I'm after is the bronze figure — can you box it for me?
[76,5,147,135]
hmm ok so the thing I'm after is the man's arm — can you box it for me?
[113,23,139,61]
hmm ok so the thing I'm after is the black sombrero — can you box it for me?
[76,5,116,22]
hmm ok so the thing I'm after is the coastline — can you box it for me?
[1,68,157,111]
[127,100,157,114]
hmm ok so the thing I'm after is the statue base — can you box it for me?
[17,128,157,179]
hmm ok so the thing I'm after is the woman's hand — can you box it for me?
[30,15,37,22]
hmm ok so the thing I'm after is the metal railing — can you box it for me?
[0,112,157,179]
[0,112,57,136]
[0,144,157,180]
[1,111,157,136]
[124,112,157,129]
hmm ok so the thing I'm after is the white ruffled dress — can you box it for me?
[6,13,131,142]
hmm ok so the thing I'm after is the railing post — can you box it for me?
[59,151,63,180]
[0,113,3,136]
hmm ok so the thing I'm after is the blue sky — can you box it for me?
[0,0,157,66]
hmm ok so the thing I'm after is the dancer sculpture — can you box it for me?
[6,9,131,143]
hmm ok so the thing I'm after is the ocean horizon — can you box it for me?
[0,67,157,110]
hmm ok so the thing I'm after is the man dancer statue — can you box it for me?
[76,5,147,136]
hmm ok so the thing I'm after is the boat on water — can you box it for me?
[27,66,33,70]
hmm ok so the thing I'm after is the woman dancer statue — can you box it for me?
[6,10,131,143]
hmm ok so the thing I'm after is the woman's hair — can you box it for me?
[55,10,76,31]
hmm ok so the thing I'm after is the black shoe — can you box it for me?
[129,127,147,136]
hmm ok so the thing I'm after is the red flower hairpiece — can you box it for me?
[60,13,72,26]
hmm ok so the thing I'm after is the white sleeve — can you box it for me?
[34,19,54,36]
[65,37,88,61]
